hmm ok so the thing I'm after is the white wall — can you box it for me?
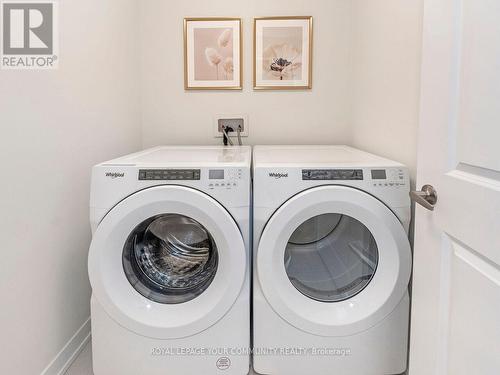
[140,0,423,180]
[0,1,141,374]
[350,0,423,181]
[140,0,353,146]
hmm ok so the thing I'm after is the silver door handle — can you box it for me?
[410,184,437,211]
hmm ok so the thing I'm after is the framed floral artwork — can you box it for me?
[254,16,312,90]
[184,18,242,90]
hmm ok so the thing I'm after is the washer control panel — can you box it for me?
[370,168,406,187]
[138,169,201,180]
[208,168,243,190]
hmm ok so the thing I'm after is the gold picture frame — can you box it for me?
[184,17,243,90]
[253,16,313,90]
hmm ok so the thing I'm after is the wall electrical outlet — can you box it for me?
[213,114,249,138]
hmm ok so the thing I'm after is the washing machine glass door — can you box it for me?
[89,185,246,339]
[122,213,219,305]
[257,185,411,337]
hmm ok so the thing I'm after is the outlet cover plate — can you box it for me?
[213,114,249,137]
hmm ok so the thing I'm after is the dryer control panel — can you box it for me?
[302,169,364,180]
[370,168,406,187]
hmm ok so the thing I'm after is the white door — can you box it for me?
[409,0,500,374]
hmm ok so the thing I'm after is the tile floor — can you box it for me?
[65,342,258,375]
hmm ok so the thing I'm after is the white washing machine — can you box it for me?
[88,146,251,375]
[253,145,412,375]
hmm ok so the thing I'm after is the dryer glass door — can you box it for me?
[256,185,411,336]
[285,213,378,303]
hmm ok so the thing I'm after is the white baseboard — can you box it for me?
[40,317,91,375]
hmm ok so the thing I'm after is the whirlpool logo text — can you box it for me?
[105,172,125,179]
[268,172,288,179]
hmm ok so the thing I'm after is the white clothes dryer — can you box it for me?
[252,145,412,375]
